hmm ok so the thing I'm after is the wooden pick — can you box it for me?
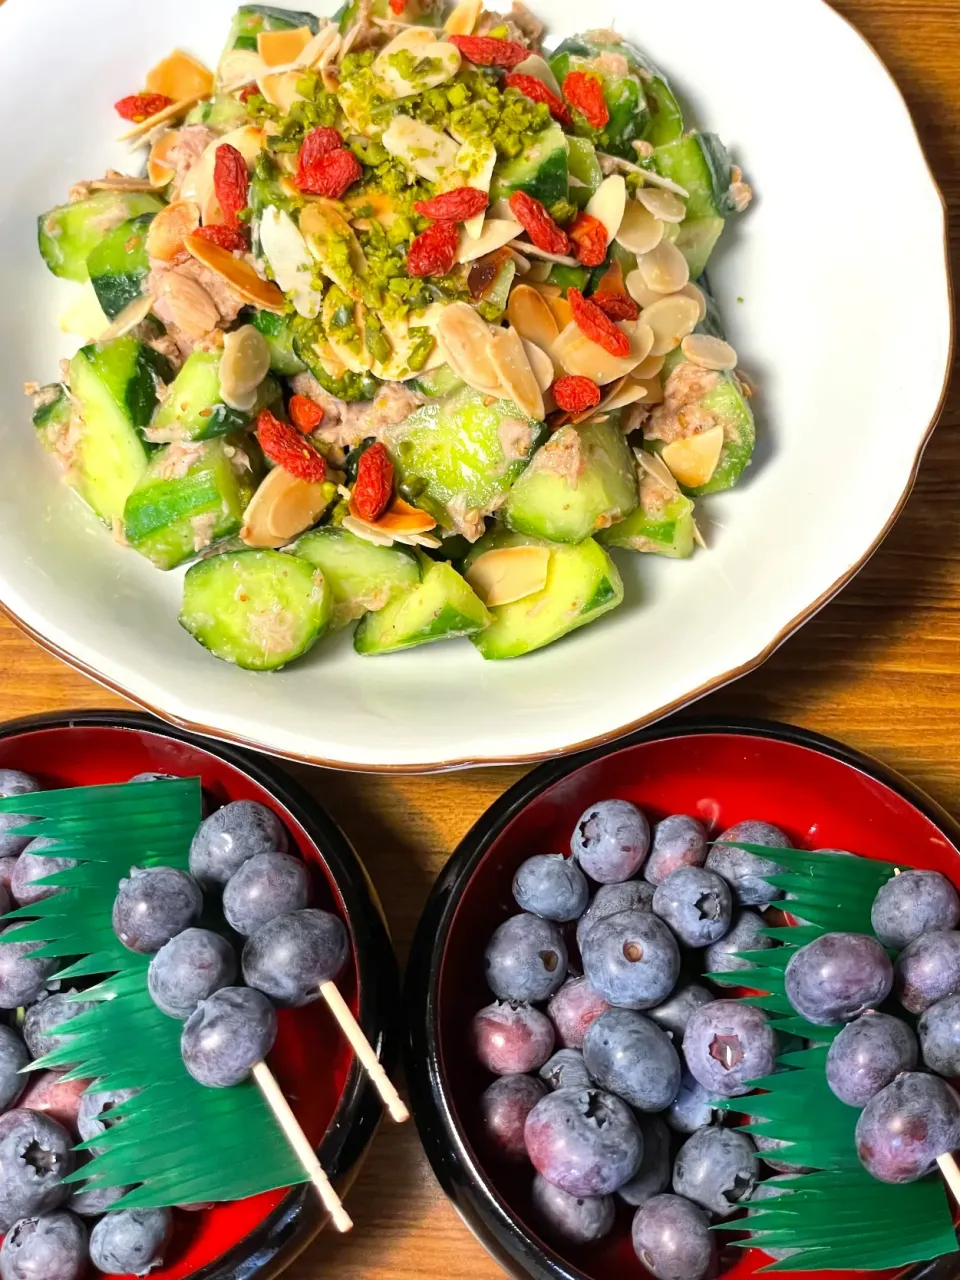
[320,981,409,1123]
[937,1153,960,1203]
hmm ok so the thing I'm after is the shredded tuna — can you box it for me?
[476,1,543,47]
[190,512,218,552]
[527,425,584,485]
[639,472,672,518]
[169,125,218,200]
[247,608,298,657]
[446,494,486,542]
[27,383,59,407]
[595,51,629,77]
[156,441,206,481]
[146,260,244,354]
[498,418,536,462]
[291,374,423,450]
[622,400,651,436]
[645,362,722,444]
[145,332,186,372]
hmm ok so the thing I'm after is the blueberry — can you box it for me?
[89,1207,172,1277]
[619,1115,671,1207]
[825,1012,918,1107]
[856,1073,960,1183]
[23,993,95,1066]
[223,853,311,936]
[895,930,960,1014]
[0,1211,87,1280]
[0,859,18,894]
[785,932,892,1025]
[0,1027,28,1111]
[484,914,567,1003]
[673,1126,757,1216]
[0,929,57,1009]
[918,993,960,1077]
[0,771,41,862]
[571,800,650,884]
[512,855,589,923]
[705,821,789,905]
[648,984,714,1040]
[653,867,732,948]
[539,1048,592,1092]
[472,1001,554,1075]
[666,1072,715,1135]
[683,1000,777,1098]
[11,840,76,908]
[531,1174,614,1244]
[547,978,610,1050]
[645,816,708,886]
[112,867,202,955]
[479,1074,546,1161]
[0,1110,74,1231]
[148,928,237,1019]
[524,1088,643,1196]
[181,987,277,1087]
[67,1152,128,1216]
[871,871,960,950]
[242,909,348,1006]
[583,1009,680,1111]
[580,909,680,1010]
[631,1194,715,1280]
[703,910,771,975]
[128,772,178,784]
[751,1130,813,1174]
[77,1087,138,1152]
[575,881,655,952]
[189,800,288,888]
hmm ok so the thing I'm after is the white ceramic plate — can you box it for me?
[0,0,950,771]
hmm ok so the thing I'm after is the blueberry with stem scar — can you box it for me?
[0,1211,87,1280]
[512,855,589,923]
[0,1110,75,1231]
[871,870,960,950]
[524,1088,643,1196]
[856,1072,960,1183]
[672,1125,757,1216]
[242,909,348,1007]
[644,815,708,886]
[484,913,567,1003]
[147,928,236,1019]
[705,820,789,905]
[580,909,679,1010]
[682,1000,777,1098]
[223,853,311,936]
[89,1207,172,1277]
[112,867,202,955]
[652,866,732,948]
[632,1194,716,1280]
[181,986,277,1088]
[571,799,650,883]
[576,881,654,951]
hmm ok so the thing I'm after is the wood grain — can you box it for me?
[2,2,958,1275]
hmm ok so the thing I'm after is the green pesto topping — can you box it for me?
[548,198,578,226]
[364,313,392,364]
[406,328,435,371]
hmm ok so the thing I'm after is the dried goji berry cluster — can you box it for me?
[351,443,394,522]
[257,409,327,484]
[568,288,631,357]
[213,144,249,231]
[288,395,325,434]
[449,34,529,68]
[296,127,363,200]
[562,70,610,129]
[552,375,601,413]
[504,73,571,125]
[114,93,173,123]
[508,191,570,257]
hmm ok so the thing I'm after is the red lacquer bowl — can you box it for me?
[405,719,960,1280]
[0,711,401,1280]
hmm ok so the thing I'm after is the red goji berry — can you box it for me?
[504,73,571,125]
[351,442,394,522]
[389,0,406,13]
[214,144,249,230]
[449,34,529,68]
[552,375,601,414]
[508,190,571,257]
[288,394,325,434]
[257,408,327,483]
[562,71,610,130]
[298,126,344,173]
[407,221,459,278]
[239,84,259,103]
[593,291,639,322]
[413,187,489,222]
[297,147,362,199]
[569,212,608,268]
[568,287,630,357]
[192,224,249,252]
[114,93,174,123]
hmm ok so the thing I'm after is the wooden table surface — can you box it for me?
[2,1,958,1276]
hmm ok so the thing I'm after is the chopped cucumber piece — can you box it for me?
[491,122,569,208]
[546,263,590,293]
[388,386,545,530]
[224,4,319,53]
[291,317,379,403]
[466,529,624,659]
[67,338,168,523]
[31,384,71,435]
[124,438,260,570]
[644,76,684,147]
[650,134,736,278]
[153,350,277,442]
[505,419,638,544]
[180,549,332,670]
[566,136,603,207]
[291,527,421,624]
[86,214,155,321]
[410,363,464,399]
[598,475,695,558]
[338,0,443,35]
[38,192,164,283]
[185,95,250,131]
[354,557,491,655]
[250,310,307,377]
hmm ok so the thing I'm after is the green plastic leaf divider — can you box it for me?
[0,780,308,1209]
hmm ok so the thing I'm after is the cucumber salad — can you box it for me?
[28,1,754,670]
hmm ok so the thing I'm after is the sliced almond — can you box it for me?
[641,294,701,356]
[585,175,626,246]
[375,29,460,97]
[259,205,323,319]
[299,201,367,297]
[633,375,664,406]
[525,260,552,283]
[444,0,482,35]
[146,49,215,101]
[465,545,550,608]
[117,95,203,142]
[298,24,340,68]
[510,53,561,96]
[681,333,738,371]
[544,292,573,331]
[507,240,579,267]
[436,303,501,395]
[366,495,436,535]
[160,272,220,338]
[218,48,268,91]
[242,468,331,548]
[552,319,654,385]
[457,218,522,264]
[489,326,544,420]
[661,426,725,488]
[455,136,497,239]
[625,268,663,310]
[145,200,201,263]
[147,131,180,188]
[637,186,686,223]
[600,379,648,414]
[185,235,286,312]
[306,336,348,382]
[220,325,272,410]
[615,200,664,256]
[258,26,315,67]
[322,293,371,374]
[99,293,156,342]
[258,69,305,113]
[317,34,342,93]
[692,519,708,550]
[507,284,560,352]
[87,173,161,194]
[636,447,680,492]
[521,339,555,393]
[638,239,690,295]
[633,352,665,380]
[677,281,707,323]
[382,114,458,184]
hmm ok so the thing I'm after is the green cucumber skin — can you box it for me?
[226,4,320,52]
[250,310,307,376]
[491,123,569,208]
[290,527,421,617]
[38,192,164,283]
[598,489,696,558]
[31,385,71,433]
[353,559,491,655]
[87,214,154,320]
[410,364,465,399]
[75,338,169,435]
[566,136,602,207]
[354,601,484,654]
[153,351,277,441]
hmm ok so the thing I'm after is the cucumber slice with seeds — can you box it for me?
[38,192,164,283]
[353,558,491,655]
[291,527,421,625]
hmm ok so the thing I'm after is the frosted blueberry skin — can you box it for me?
[825,1012,918,1107]
[181,986,277,1088]
[223,852,311,936]
[652,866,733,948]
[23,993,95,1066]
[0,928,57,1010]
[471,1001,555,1076]
[644,816,709,886]
[682,1000,777,1098]
[571,800,650,884]
[703,910,771,975]
[0,1211,87,1280]
[918,992,960,1077]
[618,1114,671,1207]
[11,840,76,908]
[483,914,567,1004]
[752,1129,813,1174]
[511,855,589,923]
[539,1048,592,1093]
[0,1110,75,1231]
[648,983,714,1040]
[0,770,41,862]
[705,821,790,906]
[531,1174,615,1244]
[856,1072,960,1183]
[242,908,349,1006]
[666,1072,715,1135]
[547,977,610,1050]
[77,1087,138,1152]
[575,881,655,952]
[479,1075,546,1161]
[67,1152,129,1215]
[189,800,289,888]
[871,870,960,950]
[524,1087,643,1196]
[147,928,237,1020]
[583,1009,681,1112]
[112,866,203,955]
[672,1126,757,1216]
[0,1027,28,1111]
[785,932,893,1025]
[895,930,960,1014]
[631,1194,716,1280]
[580,909,680,1010]
[89,1207,172,1277]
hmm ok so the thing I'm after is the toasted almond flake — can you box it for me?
[681,333,738,371]
[510,53,561,96]
[661,425,724,488]
[382,114,458,184]
[637,186,686,223]
[465,545,550,607]
[444,0,482,34]
[259,205,323,319]
[316,33,342,92]
[323,293,371,375]
[692,519,708,550]
[87,173,161,193]
[640,294,700,356]
[145,49,215,102]
[100,293,156,341]
[118,95,203,142]
[220,325,272,409]
[507,240,579,267]
[489,326,544,420]
[632,139,655,160]
[596,152,689,197]
[552,319,653,385]
[218,48,268,91]
[147,131,180,187]
[342,516,395,547]
[185,235,286,312]
[372,496,438,535]
[258,26,315,67]
[508,250,531,274]
[525,260,552,283]
[242,468,331,548]
[161,272,220,338]
[585,174,626,246]
[375,28,461,97]
[638,239,690,295]
[521,339,555,393]
[636,447,680,492]
[633,352,665,380]
[507,284,560,352]
[146,200,201,263]
[600,379,648,414]
[455,136,497,239]
[677,281,707,323]
[615,199,664,256]
[632,375,664,406]
[258,69,305,113]
[624,267,662,310]
[436,303,502,395]
[299,201,368,297]
[544,293,573,331]
[457,219,522,263]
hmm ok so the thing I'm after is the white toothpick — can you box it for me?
[319,980,409,1124]
[937,1153,960,1204]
